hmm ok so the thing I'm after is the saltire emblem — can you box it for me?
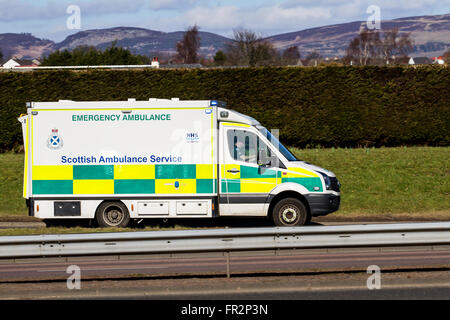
[47,128,63,149]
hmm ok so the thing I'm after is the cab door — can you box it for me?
[219,123,279,216]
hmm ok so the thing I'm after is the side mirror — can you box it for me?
[258,149,271,167]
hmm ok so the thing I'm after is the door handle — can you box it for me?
[227,169,240,174]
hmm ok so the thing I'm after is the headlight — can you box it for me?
[318,172,331,190]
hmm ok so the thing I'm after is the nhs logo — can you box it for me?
[186,132,199,143]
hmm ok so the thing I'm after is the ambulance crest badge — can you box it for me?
[47,128,63,149]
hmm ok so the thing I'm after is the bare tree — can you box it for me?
[282,46,301,65]
[346,28,414,65]
[346,29,381,65]
[380,28,414,64]
[176,25,200,64]
[396,32,414,59]
[380,28,398,64]
[304,51,322,66]
[225,29,277,66]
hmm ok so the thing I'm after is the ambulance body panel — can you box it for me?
[19,99,340,227]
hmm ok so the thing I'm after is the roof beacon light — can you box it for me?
[210,100,218,106]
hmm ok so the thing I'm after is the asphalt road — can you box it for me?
[108,286,450,300]
[1,269,449,300]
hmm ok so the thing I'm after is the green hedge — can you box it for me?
[0,66,449,151]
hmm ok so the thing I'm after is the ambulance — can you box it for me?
[18,99,340,227]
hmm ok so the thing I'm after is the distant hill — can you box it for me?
[0,33,53,60]
[266,14,450,57]
[0,27,231,59]
[1,14,448,61]
[54,27,231,57]
[0,27,231,60]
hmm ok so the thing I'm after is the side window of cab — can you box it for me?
[227,129,271,165]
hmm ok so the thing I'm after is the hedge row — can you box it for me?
[0,66,449,151]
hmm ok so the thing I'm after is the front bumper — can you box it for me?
[305,193,340,216]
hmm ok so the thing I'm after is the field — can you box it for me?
[290,146,449,218]
[0,147,449,221]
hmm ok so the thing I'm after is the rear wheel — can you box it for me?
[96,201,130,228]
[272,198,309,226]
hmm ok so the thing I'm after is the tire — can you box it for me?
[272,197,309,226]
[305,214,312,225]
[96,201,130,228]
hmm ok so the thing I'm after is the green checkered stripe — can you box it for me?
[32,164,216,195]
[221,166,323,193]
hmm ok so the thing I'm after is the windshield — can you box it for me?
[257,126,299,161]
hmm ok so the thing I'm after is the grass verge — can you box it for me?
[0,225,196,237]
[290,146,449,215]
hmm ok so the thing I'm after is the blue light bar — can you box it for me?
[210,100,218,106]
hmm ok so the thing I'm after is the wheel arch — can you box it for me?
[95,199,128,216]
[267,190,311,220]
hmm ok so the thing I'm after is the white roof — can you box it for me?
[30,98,213,110]
[28,99,260,126]
[3,59,20,69]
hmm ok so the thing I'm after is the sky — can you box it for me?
[0,0,449,42]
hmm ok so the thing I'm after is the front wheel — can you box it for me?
[96,201,130,228]
[272,198,309,226]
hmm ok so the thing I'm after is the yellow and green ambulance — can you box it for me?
[19,99,340,227]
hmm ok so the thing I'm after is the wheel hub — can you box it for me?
[281,205,299,224]
[105,208,123,225]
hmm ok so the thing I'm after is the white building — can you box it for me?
[408,57,433,65]
[2,59,20,69]
[151,57,160,68]
[432,56,445,65]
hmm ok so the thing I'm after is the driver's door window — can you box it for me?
[227,129,271,165]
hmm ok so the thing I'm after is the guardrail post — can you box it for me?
[226,251,230,278]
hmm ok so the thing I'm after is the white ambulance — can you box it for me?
[18,99,340,227]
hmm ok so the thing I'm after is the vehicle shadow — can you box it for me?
[132,217,324,229]
[43,218,323,229]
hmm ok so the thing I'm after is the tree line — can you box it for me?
[2,26,449,67]
[175,25,321,67]
[175,25,448,67]
[40,42,151,66]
